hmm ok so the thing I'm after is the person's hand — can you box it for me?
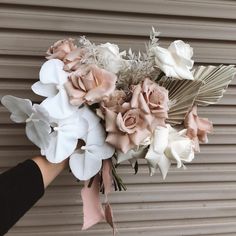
[32,156,68,189]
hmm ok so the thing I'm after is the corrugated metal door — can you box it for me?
[0,1,236,235]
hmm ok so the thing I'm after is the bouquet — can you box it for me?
[2,28,236,233]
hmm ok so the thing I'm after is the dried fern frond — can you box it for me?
[193,65,236,106]
[159,77,203,125]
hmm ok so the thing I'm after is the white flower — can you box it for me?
[145,126,171,179]
[116,145,148,167]
[152,40,194,80]
[97,42,126,74]
[43,109,88,163]
[69,121,115,181]
[145,125,195,179]
[32,59,77,119]
[165,126,195,168]
[1,95,51,150]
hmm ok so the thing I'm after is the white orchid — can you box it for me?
[69,118,115,181]
[152,40,194,80]
[32,59,77,119]
[97,42,126,74]
[145,125,195,179]
[43,109,88,163]
[1,95,51,150]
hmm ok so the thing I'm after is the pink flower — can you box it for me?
[64,64,117,106]
[131,78,169,129]
[46,38,77,60]
[63,48,87,71]
[105,102,151,153]
[184,105,213,151]
[96,90,126,119]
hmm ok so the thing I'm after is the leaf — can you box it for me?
[159,77,203,125]
[193,65,236,106]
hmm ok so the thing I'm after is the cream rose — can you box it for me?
[64,64,117,106]
[152,40,194,80]
[97,42,125,74]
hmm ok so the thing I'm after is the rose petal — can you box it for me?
[64,80,86,106]
[129,128,150,146]
[106,132,131,153]
[105,108,118,132]
[84,65,117,103]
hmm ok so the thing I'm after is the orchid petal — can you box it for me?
[1,95,32,122]
[25,120,51,150]
[85,123,106,146]
[32,104,50,123]
[44,111,87,163]
[79,105,100,131]
[45,130,77,163]
[31,81,57,97]
[41,88,77,119]
[39,59,68,85]
[70,150,102,181]
[87,143,114,160]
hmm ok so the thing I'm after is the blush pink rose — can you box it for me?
[105,102,151,153]
[131,78,169,129]
[184,105,213,151]
[64,64,117,106]
[46,38,77,60]
[97,90,126,119]
[63,48,87,72]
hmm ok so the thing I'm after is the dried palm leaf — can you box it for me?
[193,65,236,106]
[159,77,203,125]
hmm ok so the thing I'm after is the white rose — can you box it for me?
[165,126,195,168]
[152,40,194,80]
[97,42,126,74]
[145,125,195,179]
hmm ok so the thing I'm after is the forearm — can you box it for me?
[0,157,68,235]
[32,156,68,189]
